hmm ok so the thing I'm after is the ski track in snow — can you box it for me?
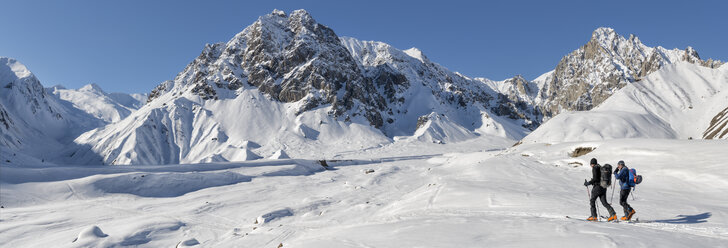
[1,138,727,247]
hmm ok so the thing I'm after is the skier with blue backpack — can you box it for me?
[614,160,637,220]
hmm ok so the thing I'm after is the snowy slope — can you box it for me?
[48,83,145,123]
[520,62,728,143]
[72,87,392,165]
[2,137,726,247]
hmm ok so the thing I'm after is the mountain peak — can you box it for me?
[404,47,428,63]
[271,9,286,17]
[252,9,319,37]
[685,46,699,58]
[79,83,106,94]
[591,27,617,40]
[261,9,314,22]
[1,57,34,87]
[290,9,312,18]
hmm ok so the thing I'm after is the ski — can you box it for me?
[566,215,628,223]
[626,217,651,223]
[565,215,602,222]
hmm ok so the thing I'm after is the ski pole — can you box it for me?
[610,177,616,204]
[631,189,635,201]
[595,197,601,220]
[585,180,590,198]
[585,181,600,220]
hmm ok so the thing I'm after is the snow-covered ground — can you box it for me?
[2,137,726,247]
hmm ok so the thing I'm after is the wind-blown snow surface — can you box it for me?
[521,62,728,143]
[1,137,726,247]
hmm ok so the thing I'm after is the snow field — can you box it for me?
[1,138,726,247]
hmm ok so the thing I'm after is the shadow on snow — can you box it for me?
[653,212,711,224]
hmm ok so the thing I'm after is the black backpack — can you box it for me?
[599,164,612,188]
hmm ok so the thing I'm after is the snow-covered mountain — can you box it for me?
[519,62,728,143]
[0,57,108,164]
[71,9,535,165]
[485,27,723,122]
[48,84,146,123]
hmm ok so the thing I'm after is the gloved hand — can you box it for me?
[583,180,590,186]
[614,168,619,174]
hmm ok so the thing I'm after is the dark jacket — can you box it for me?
[587,164,603,188]
[614,166,631,189]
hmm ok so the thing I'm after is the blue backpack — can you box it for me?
[628,168,642,187]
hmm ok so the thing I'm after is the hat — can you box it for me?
[590,158,597,165]
[618,160,625,166]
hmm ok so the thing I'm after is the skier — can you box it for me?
[614,160,636,220]
[584,158,617,221]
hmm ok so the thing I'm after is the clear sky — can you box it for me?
[1,0,726,94]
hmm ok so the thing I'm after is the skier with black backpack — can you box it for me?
[614,160,637,220]
[583,158,617,221]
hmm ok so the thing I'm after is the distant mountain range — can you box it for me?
[1,9,724,165]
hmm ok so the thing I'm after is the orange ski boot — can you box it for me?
[587,216,598,221]
[607,214,617,222]
[626,209,636,220]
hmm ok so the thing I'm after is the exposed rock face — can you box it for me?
[489,76,542,129]
[540,28,647,117]
[0,104,12,130]
[147,10,390,128]
[703,106,728,139]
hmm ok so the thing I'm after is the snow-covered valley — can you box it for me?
[1,137,726,247]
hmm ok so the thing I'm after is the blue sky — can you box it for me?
[1,0,726,94]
